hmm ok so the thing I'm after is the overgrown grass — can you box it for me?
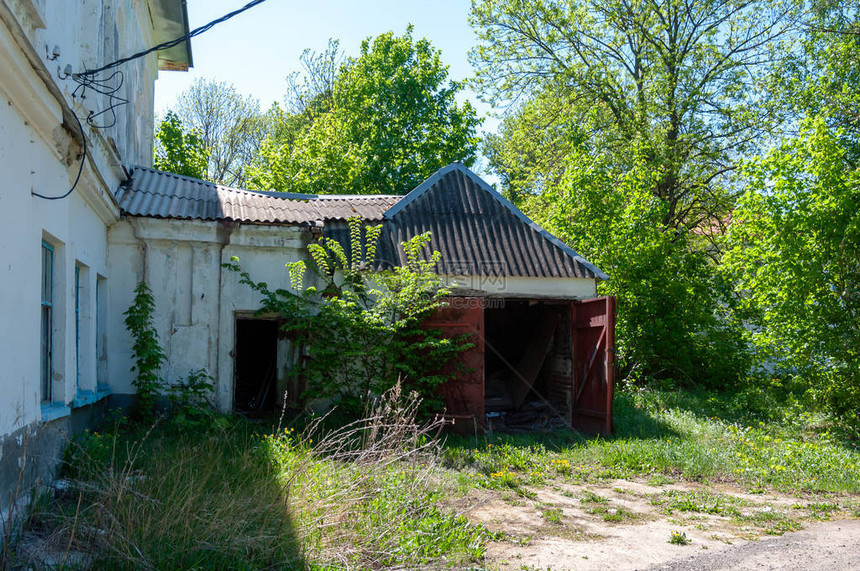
[445,386,860,495]
[30,389,491,570]
[21,385,860,568]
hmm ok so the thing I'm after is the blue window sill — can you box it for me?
[41,403,71,422]
[73,385,112,408]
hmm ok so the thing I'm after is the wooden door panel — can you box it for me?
[422,299,485,432]
[572,296,616,434]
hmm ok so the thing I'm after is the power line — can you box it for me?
[76,0,270,78]
[32,111,87,200]
[34,0,270,200]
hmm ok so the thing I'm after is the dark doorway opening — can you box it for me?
[484,300,573,431]
[234,318,279,413]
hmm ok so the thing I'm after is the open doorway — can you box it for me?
[233,318,280,413]
[484,300,573,431]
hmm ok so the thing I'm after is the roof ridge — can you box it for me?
[382,162,609,280]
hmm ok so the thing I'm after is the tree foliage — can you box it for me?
[472,0,797,229]
[283,38,343,116]
[250,28,481,195]
[724,119,860,418]
[769,2,860,158]
[524,146,748,384]
[172,77,270,187]
[153,111,209,179]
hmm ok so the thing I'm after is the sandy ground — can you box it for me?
[462,477,860,571]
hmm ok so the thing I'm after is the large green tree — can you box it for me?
[725,4,860,418]
[470,0,796,383]
[250,28,481,195]
[153,111,208,179]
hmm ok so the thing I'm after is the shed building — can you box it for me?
[111,163,615,433]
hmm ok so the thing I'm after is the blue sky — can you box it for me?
[154,0,500,144]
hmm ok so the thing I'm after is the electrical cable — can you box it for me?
[71,69,128,129]
[35,0,269,199]
[70,0,271,129]
[32,111,87,200]
[76,0,270,78]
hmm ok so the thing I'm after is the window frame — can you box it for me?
[41,240,54,403]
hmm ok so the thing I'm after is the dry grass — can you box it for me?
[21,385,489,570]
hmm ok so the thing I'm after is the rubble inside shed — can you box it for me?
[483,300,574,432]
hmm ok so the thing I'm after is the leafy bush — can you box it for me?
[522,148,749,388]
[226,217,470,416]
[725,119,860,422]
[123,283,166,421]
[123,283,219,429]
[167,369,219,432]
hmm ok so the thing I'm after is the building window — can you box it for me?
[75,265,81,389]
[41,241,54,403]
[96,275,107,386]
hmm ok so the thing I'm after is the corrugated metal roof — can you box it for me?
[118,165,606,280]
[116,167,401,224]
[326,163,608,280]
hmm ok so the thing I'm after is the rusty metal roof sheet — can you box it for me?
[327,163,607,280]
[116,167,401,224]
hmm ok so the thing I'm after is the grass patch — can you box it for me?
[32,388,492,570]
[580,490,609,504]
[443,387,860,495]
[650,490,746,517]
[578,490,637,522]
[540,506,564,524]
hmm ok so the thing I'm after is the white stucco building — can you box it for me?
[110,164,615,435]
[0,0,191,510]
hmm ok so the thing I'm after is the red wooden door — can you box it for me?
[572,296,616,434]
[422,299,485,433]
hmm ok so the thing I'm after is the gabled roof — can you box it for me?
[328,163,607,280]
[383,163,606,280]
[116,167,401,224]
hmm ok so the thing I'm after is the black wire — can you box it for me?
[32,111,87,200]
[76,0,270,78]
[71,69,128,129]
[35,1,269,199]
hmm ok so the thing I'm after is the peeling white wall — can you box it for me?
[107,218,316,411]
[0,0,165,439]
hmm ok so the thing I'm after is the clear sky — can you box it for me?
[154,0,500,164]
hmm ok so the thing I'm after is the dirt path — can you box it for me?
[644,519,860,570]
[462,477,860,571]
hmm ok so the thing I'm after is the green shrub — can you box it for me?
[123,282,166,422]
[167,368,220,433]
[226,217,470,416]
